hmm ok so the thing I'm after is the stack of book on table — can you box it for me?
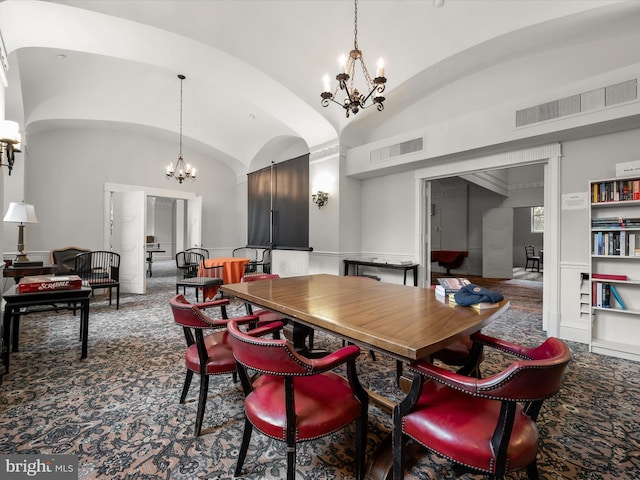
[435,277,503,310]
[17,275,83,293]
[434,277,470,299]
[448,294,502,310]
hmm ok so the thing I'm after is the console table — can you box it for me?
[3,264,58,283]
[343,259,419,286]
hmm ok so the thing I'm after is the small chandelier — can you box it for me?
[166,74,196,183]
[321,0,387,118]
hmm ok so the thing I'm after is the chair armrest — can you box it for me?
[410,355,561,401]
[204,314,260,329]
[409,360,481,395]
[194,298,230,309]
[242,320,284,337]
[309,344,360,373]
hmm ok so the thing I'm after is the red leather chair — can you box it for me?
[393,333,571,480]
[227,318,369,480]
[169,294,258,436]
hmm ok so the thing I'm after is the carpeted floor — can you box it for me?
[1,261,639,479]
[512,267,543,282]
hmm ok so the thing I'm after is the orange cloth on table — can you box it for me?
[198,257,250,300]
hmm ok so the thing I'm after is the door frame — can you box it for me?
[104,183,198,293]
[415,143,561,336]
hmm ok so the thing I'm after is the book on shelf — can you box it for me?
[591,281,631,309]
[592,282,611,308]
[592,231,639,256]
[609,284,627,310]
[591,273,628,281]
[17,275,83,293]
[592,178,640,203]
[436,277,470,295]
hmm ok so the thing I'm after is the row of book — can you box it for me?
[591,217,640,229]
[592,281,626,310]
[592,179,640,203]
[592,231,640,256]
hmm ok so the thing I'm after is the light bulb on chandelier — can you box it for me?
[166,74,196,183]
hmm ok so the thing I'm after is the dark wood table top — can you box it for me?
[3,265,58,277]
[221,274,509,362]
[3,284,92,303]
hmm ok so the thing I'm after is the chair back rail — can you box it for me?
[73,250,120,308]
[50,246,91,274]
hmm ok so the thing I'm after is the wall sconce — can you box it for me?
[0,120,21,176]
[312,191,329,209]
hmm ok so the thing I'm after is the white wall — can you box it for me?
[21,126,243,255]
[356,170,416,283]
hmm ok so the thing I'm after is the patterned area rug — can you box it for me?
[1,261,639,479]
[512,267,543,282]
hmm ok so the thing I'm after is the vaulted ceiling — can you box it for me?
[2,0,639,176]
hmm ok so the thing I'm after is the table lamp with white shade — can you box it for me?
[3,201,38,263]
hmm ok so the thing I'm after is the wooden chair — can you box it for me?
[393,334,571,480]
[524,245,541,272]
[233,247,271,275]
[74,250,120,309]
[175,251,223,301]
[50,246,91,274]
[185,247,210,259]
[169,294,258,436]
[228,318,369,480]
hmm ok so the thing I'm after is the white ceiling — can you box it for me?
[2,0,639,176]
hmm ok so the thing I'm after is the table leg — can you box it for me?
[2,308,11,373]
[81,299,90,359]
[11,314,20,352]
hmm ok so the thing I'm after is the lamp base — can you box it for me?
[15,252,29,263]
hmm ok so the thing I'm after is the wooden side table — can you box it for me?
[2,285,92,377]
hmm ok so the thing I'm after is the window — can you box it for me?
[531,206,544,233]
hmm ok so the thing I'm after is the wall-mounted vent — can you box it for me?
[370,137,423,163]
[516,79,637,127]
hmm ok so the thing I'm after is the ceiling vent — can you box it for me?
[370,137,423,164]
[515,79,637,128]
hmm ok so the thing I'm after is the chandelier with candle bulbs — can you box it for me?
[321,0,386,118]
[166,74,196,183]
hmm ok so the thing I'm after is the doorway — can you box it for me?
[104,183,200,294]
[416,143,561,336]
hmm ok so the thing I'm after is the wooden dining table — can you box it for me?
[221,274,508,362]
[221,273,510,480]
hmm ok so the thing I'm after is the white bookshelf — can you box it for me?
[589,176,640,361]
